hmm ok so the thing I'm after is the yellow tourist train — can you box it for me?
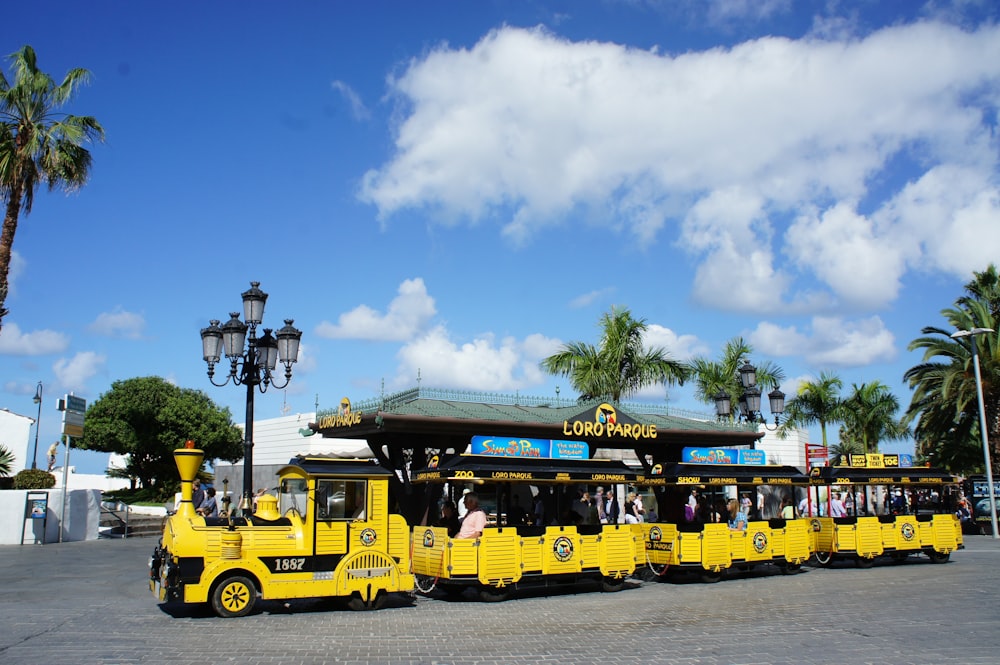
[409,454,640,600]
[636,462,813,582]
[150,444,967,617]
[149,443,414,617]
[808,455,964,567]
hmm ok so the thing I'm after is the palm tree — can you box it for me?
[690,336,784,420]
[905,287,998,473]
[778,371,844,448]
[839,381,909,455]
[540,305,689,402]
[0,45,104,328]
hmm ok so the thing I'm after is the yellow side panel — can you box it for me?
[833,521,856,553]
[387,514,411,567]
[676,531,702,565]
[600,525,636,577]
[478,527,520,585]
[891,517,921,552]
[747,527,776,562]
[448,538,479,577]
[701,524,732,571]
[315,521,348,555]
[579,533,602,571]
[928,514,959,552]
[411,526,449,578]
[812,517,834,553]
[856,517,884,557]
[520,532,545,573]
[728,529,748,561]
[783,520,811,563]
[542,527,582,576]
[642,523,677,565]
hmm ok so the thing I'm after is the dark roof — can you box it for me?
[280,455,395,478]
[812,466,961,485]
[412,454,637,484]
[314,388,761,448]
[637,463,811,486]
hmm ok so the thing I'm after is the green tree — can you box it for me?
[76,377,242,496]
[690,337,784,420]
[838,381,909,455]
[0,45,104,327]
[905,269,999,473]
[540,305,689,402]
[778,371,844,447]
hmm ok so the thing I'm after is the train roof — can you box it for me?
[280,455,395,478]
[637,463,811,486]
[811,465,961,485]
[412,454,636,484]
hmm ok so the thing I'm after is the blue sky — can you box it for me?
[3,1,999,474]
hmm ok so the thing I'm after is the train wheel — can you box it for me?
[854,556,875,569]
[478,585,511,603]
[926,549,951,564]
[347,590,387,611]
[211,575,256,618]
[814,551,833,567]
[602,576,626,592]
[699,570,722,584]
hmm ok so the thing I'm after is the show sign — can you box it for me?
[682,447,766,465]
[561,403,657,440]
[471,435,587,459]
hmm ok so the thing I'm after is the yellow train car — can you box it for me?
[637,463,812,582]
[411,454,638,600]
[149,444,413,617]
[809,459,963,567]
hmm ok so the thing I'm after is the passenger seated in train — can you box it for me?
[436,500,461,537]
[728,498,748,531]
[456,492,487,539]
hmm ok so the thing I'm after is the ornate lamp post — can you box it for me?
[31,381,42,469]
[951,327,998,539]
[200,282,301,514]
[713,361,785,429]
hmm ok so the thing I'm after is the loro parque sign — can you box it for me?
[562,403,657,440]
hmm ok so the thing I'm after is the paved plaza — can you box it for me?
[2,534,1000,664]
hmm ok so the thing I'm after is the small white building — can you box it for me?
[0,408,37,473]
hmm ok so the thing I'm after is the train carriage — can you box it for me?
[149,444,413,617]
[809,458,964,567]
[636,462,812,582]
[410,454,639,600]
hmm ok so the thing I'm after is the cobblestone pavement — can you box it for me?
[2,535,999,665]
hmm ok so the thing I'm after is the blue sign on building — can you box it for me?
[682,447,766,465]
[471,435,587,459]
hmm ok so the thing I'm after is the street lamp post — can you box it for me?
[713,361,785,429]
[31,382,42,469]
[951,327,998,539]
[200,282,302,515]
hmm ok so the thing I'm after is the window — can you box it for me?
[279,478,308,517]
[316,479,367,520]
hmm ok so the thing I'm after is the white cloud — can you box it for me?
[331,80,370,120]
[359,21,1000,314]
[785,203,905,309]
[88,308,146,339]
[315,278,436,341]
[643,324,710,362]
[569,288,615,309]
[750,316,896,367]
[53,351,106,392]
[393,326,561,392]
[0,323,70,355]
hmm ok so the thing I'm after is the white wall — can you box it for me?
[756,426,812,469]
[0,488,101,545]
[0,408,35,473]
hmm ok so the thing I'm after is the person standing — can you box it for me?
[605,489,621,524]
[830,491,848,518]
[595,486,607,523]
[46,441,59,471]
